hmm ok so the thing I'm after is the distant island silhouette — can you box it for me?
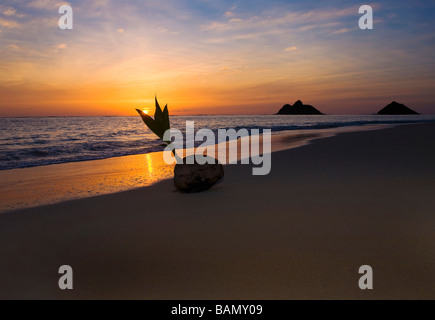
[377,101,419,115]
[277,100,323,115]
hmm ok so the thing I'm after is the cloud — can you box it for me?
[7,44,20,51]
[91,0,110,9]
[3,7,16,16]
[332,28,354,34]
[0,18,18,28]
[202,21,231,32]
[54,43,67,53]
[297,24,317,31]
[1,1,434,116]
[201,6,357,35]
[27,0,70,10]
[56,43,67,49]
[284,46,298,52]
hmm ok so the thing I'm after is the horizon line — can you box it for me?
[1,113,434,119]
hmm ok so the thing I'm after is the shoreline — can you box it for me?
[0,122,434,299]
[0,123,393,214]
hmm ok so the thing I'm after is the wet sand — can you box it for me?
[0,123,434,299]
[0,125,383,213]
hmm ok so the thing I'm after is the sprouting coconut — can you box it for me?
[136,98,224,193]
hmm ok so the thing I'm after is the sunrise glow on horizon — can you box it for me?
[0,0,434,117]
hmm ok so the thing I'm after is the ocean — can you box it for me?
[1,115,435,171]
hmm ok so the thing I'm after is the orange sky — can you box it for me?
[0,0,434,116]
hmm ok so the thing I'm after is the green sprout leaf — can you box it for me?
[136,97,170,143]
[136,97,180,162]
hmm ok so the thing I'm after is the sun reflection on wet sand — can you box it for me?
[145,153,154,174]
[0,151,174,213]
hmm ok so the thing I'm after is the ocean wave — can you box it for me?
[1,115,434,170]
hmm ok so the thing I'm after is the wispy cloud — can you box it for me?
[3,7,16,16]
[201,6,357,33]
[27,0,70,10]
[332,27,355,34]
[0,18,18,28]
[7,44,20,50]
[54,43,67,52]
[0,0,434,115]
[284,46,298,52]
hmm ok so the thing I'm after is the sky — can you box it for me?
[0,0,434,116]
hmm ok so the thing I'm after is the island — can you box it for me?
[277,100,324,115]
[377,101,420,115]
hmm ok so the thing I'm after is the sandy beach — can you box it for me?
[1,123,435,299]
